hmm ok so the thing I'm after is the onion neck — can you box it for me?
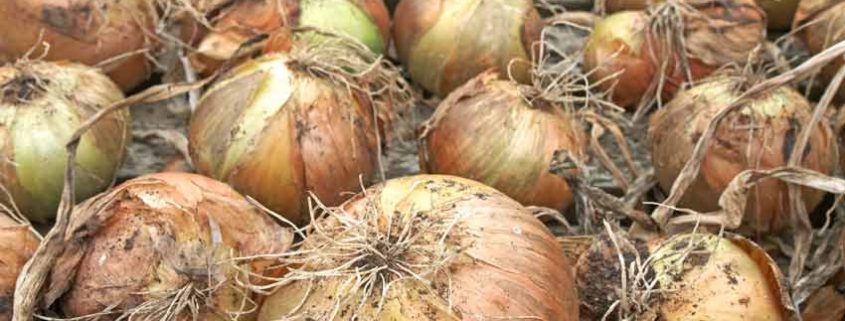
[1,74,48,105]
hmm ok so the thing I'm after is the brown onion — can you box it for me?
[649,75,837,234]
[0,61,131,223]
[189,50,383,225]
[39,173,292,320]
[393,0,543,97]
[0,0,160,91]
[577,232,790,320]
[793,0,845,101]
[601,0,798,30]
[0,214,39,321]
[419,72,587,210]
[257,175,579,320]
[191,0,390,74]
[584,0,766,110]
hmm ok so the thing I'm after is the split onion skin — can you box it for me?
[0,0,158,91]
[258,175,579,321]
[420,72,587,210]
[393,0,543,97]
[192,0,390,74]
[48,173,292,320]
[0,61,131,223]
[649,76,837,234]
[577,233,790,320]
[793,0,845,101]
[189,53,380,226]
[0,217,39,321]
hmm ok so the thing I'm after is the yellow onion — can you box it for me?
[191,0,391,74]
[584,0,766,110]
[577,232,790,320]
[419,72,587,210]
[393,0,543,97]
[189,52,381,225]
[257,175,579,320]
[0,215,39,321]
[601,0,798,30]
[0,0,160,91]
[40,173,292,320]
[649,75,837,234]
[0,61,130,223]
[793,0,845,101]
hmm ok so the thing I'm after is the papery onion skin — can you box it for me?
[49,173,292,320]
[649,76,837,234]
[419,72,587,210]
[793,0,845,101]
[0,217,39,321]
[192,0,390,74]
[0,0,158,91]
[393,0,543,97]
[602,0,797,30]
[0,61,130,223]
[258,175,579,321]
[189,53,379,226]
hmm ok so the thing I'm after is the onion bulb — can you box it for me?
[584,0,766,110]
[600,0,798,30]
[793,0,845,101]
[577,232,790,320]
[0,215,39,321]
[189,50,383,225]
[192,0,391,74]
[257,174,579,321]
[0,0,160,91]
[39,173,292,320]
[393,0,543,97]
[649,75,837,234]
[0,61,130,223]
[419,72,587,210]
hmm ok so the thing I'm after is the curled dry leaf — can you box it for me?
[0,61,131,223]
[650,75,838,234]
[419,72,587,210]
[257,175,579,321]
[37,173,292,320]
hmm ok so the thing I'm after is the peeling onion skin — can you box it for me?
[49,173,292,321]
[0,61,130,223]
[0,0,158,92]
[393,0,543,97]
[649,76,837,234]
[192,0,391,74]
[420,73,587,210]
[189,53,380,226]
[0,217,39,321]
[793,0,845,101]
[258,175,579,321]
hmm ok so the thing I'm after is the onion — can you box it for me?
[583,0,766,110]
[419,72,587,210]
[189,43,388,225]
[192,0,391,74]
[40,173,292,320]
[601,0,798,30]
[393,0,543,97]
[793,0,845,101]
[0,215,39,321]
[257,175,579,320]
[0,61,130,223]
[0,0,160,91]
[648,75,837,234]
[577,232,790,320]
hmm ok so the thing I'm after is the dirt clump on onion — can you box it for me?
[793,0,845,102]
[393,0,543,97]
[575,231,792,320]
[649,75,837,234]
[31,173,292,321]
[256,175,579,321]
[0,61,131,223]
[584,0,766,110]
[419,72,587,210]
[189,34,412,226]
